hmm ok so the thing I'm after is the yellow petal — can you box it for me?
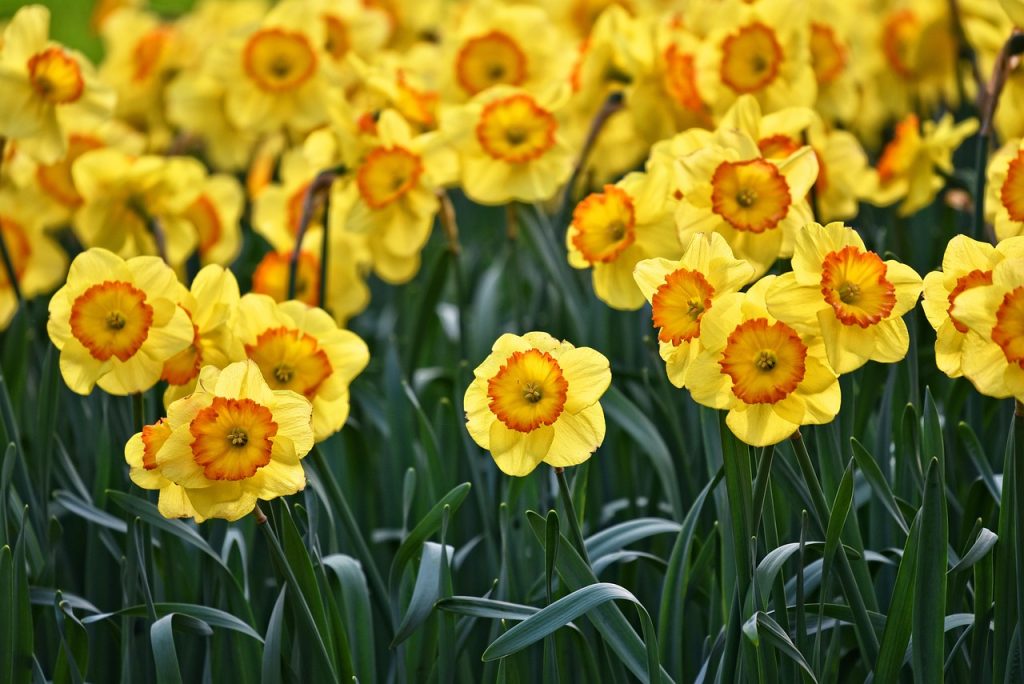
[726,404,797,447]
[489,422,550,476]
[557,346,611,414]
[544,403,605,468]
[765,274,824,331]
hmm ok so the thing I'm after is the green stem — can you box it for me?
[288,166,344,302]
[554,467,590,566]
[791,432,880,665]
[131,393,145,433]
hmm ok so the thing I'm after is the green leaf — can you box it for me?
[389,482,471,591]
[921,389,944,480]
[912,459,948,683]
[545,510,559,604]
[584,518,680,560]
[392,541,451,646]
[81,603,263,642]
[482,582,661,684]
[106,491,220,564]
[601,387,683,520]
[741,611,817,682]
[948,528,998,576]
[821,460,855,589]
[53,491,126,534]
[150,614,211,684]
[956,422,1001,503]
[851,438,909,535]
[875,511,921,681]
[322,554,377,684]
[436,596,545,622]
[260,588,288,684]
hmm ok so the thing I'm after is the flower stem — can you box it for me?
[0,138,24,306]
[554,466,590,566]
[558,91,625,227]
[288,165,345,303]
[131,392,145,433]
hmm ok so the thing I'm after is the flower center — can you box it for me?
[877,114,921,184]
[946,269,993,334]
[141,418,172,470]
[663,44,702,111]
[161,310,202,386]
[455,30,528,95]
[719,22,783,94]
[820,245,896,327]
[487,349,568,432]
[1001,152,1024,223]
[809,23,847,85]
[476,94,557,163]
[720,318,807,404]
[132,26,174,82]
[356,146,424,209]
[570,185,637,263]
[245,326,333,399]
[243,28,317,93]
[651,268,717,345]
[27,47,85,104]
[36,135,103,208]
[251,250,321,306]
[0,218,31,289]
[710,159,791,233]
[70,281,154,361]
[323,14,351,60]
[190,397,278,481]
[882,9,918,78]
[992,286,1024,366]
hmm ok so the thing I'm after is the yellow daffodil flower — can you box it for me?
[986,138,1024,241]
[765,222,923,374]
[46,248,193,395]
[464,332,610,476]
[633,231,754,388]
[922,235,1024,379]
[687,276,840,447]
[182,174,244,267]
[0,5,115,163]
[237,294,369,442]
[674,127,818,278]
[162,265,245,407]
[566,168,682,310]
[442,85,573,205]
[0,189,67,329]
[132,360,314,522]
[950,255,1024,399]
[861,113,978,217]
[71,148,207,267]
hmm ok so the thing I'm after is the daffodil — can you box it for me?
[46,248,193,395]
[806,1,862,125]
[332,109,457,284]
[125,418,200,520]
[442,85,573,205]
[236,294,369,442]
[674,127,817,278]
[806,117,871,222]
[0,5,115,163]
[162,265,245,407]
[695,0,816,116]
[71,148,207,267]
[861,113,978,217]
[765,222,923,374]
[633,231,754,388]
[252,142,337,255]
[985,138,1024,241]
[566,169,681,310]
[687,277,840,447]
[182,174,245,267]
[922,235,1024,379]
[0,189,67,329]
[464,332,610,477]
[950,256,1024,399]
[136,360,314,522]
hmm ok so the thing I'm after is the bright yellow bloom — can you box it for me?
[130,360,314,522]
[442,2,570,101]
[922,235,1024,379]
[686,277,840,447]
[464,332,610,477]
[674,127,817,278]
[0,5,115,163]
[46,248,193,395]
[333,109,457,284]
[806,1,862,125]
[0,189,67,329]
[985,138,1024,241]
[252,142,335,255]
[71,148,207,267]
[252,248,322,308]
[950,256,1024,400]
[765,222,923,374]
[182,174,244,267]
[861,113,978,217]
[633,231,754,388]
[442,85,573,205]
[806,118,871,222]
[162,265,245,407]
[566,169,681,310]
[695,0,816,117]
[236,294,369,442]
[1003,0,1024,26]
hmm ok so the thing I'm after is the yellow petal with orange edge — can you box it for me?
[633,258,677,302]
[791,222,863,283]
[544,403,605,468]
[949,287,997,335]
[726,403,797,447]
[557,347,611,414]
[155,424,211,488]
[489,422,552,476]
